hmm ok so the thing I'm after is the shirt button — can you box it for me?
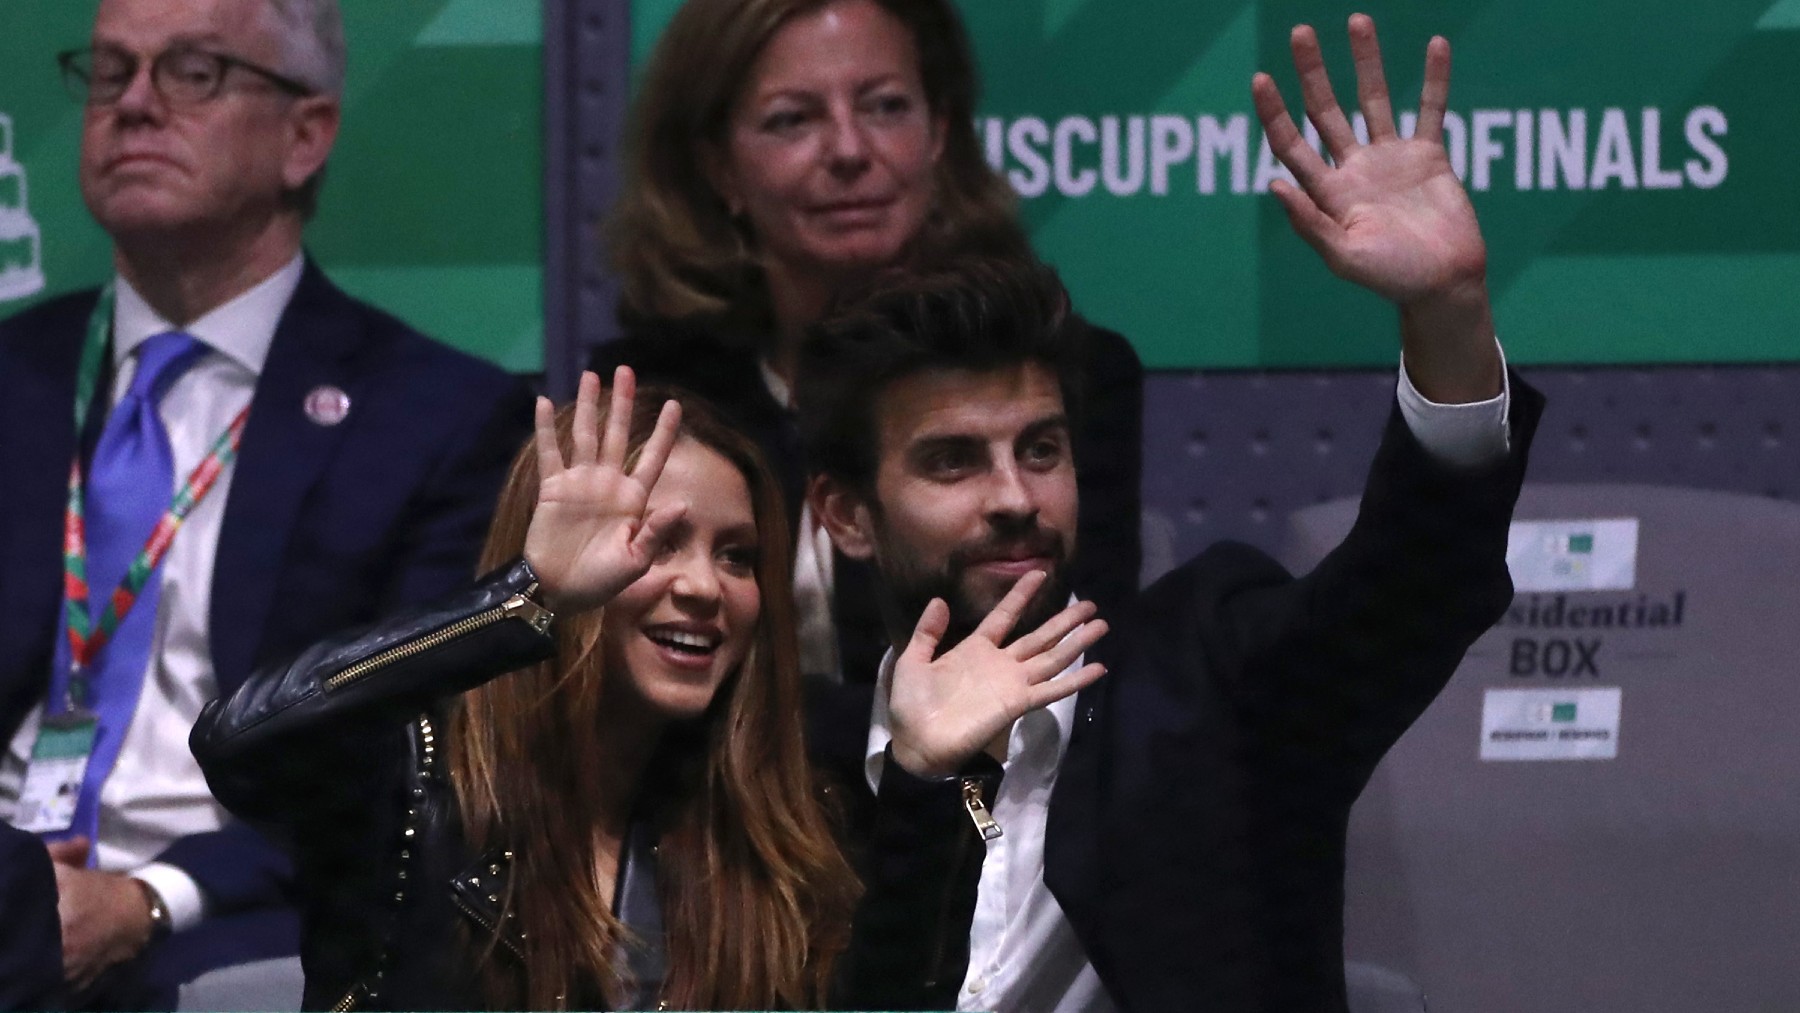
[967,977,988,994]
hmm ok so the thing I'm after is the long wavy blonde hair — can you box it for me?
[448,388,859,1009]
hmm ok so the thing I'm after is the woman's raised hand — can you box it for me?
[524,367,685,612]
[888,571,1109,779]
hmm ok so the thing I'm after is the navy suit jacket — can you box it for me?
[0,261,532,978]
[0,823,61,1011]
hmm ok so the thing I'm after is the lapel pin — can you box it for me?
[304,385,351,427]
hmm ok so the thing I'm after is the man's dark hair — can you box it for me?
[796,256,1088,493]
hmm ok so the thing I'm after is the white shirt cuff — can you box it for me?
[131,862,206,933]
[1396,337,1512,469]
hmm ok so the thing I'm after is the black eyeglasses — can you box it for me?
[57,45,316,107]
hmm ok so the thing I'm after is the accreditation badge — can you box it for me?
[13,709,98,834]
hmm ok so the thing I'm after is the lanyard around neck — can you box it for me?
[59,287,250,708]
[70,283,115,437]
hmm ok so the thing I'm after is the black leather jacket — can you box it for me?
[192,559,997,1011]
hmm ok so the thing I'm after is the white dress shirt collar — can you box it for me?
[111,252,305,377]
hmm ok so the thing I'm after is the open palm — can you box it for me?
[1253,15,1488,305]
[523,367,685,612]
[888,571,1109,778]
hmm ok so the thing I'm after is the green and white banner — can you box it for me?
[636,0,1799,369]
[0,1,543,371]
[8,3,1793,372]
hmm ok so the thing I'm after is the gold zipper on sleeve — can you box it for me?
[927,780,992,988]
[324,590,553,693]
[962,778,1002,841]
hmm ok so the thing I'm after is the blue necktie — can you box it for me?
[45,330,208,847]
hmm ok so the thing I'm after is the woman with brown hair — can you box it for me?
[593,0,1144,685]
[192,368,1106,1011]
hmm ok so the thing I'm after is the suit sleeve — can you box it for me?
[0,826,62,1011]
[152,823,294,922]
[1166,372,1544,791]
[1071,323,1145,609]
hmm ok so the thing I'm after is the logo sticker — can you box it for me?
[1481,687,1623,761]
[1506,518,1639,593]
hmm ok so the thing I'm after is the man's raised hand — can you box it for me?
[523,367,685,612]
[1253,13,1503,403]
[888,572,1108,779]
[1253,14,1485,304]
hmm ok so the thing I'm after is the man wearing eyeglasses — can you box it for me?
[0,2,531,1007]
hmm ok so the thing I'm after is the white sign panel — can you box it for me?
[1481,687,1623,761]
[1506,517,1639,593]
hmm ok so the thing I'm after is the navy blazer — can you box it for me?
[0,262,532,979]
[0,823,61,1011]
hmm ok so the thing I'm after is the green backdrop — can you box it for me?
[5,3,1796,371]
[0,1,543,371]
[635,0,1800,369]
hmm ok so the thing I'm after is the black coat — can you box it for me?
[1056,383,1542,1011]
[812,378,1544,1012]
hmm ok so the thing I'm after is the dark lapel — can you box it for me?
[1044,631,1115,939]
[208,261,366,694]
[0,292,97,736]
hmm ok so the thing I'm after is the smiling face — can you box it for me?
[600,438,763,723]
[821,362,1078,646]
[715,0,945,289]
[78,0,333,241]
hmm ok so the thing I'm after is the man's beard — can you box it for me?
[873,520,1073,655]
